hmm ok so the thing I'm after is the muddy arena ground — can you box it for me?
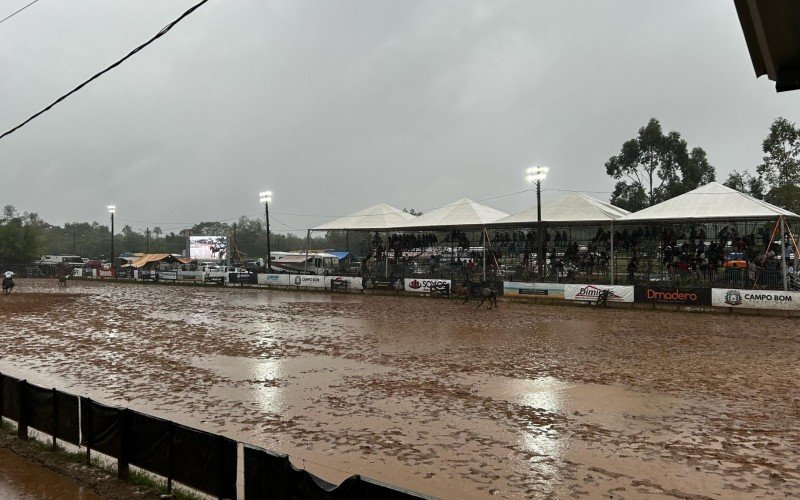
[1,279,799,498]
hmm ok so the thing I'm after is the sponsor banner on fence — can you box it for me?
[257,274,291,286]
[159,271,178,281]
[565,284,634,303]
[504,282,565,298]
[404,278,452,293]
[324,276,363,290]
[98,270,114,278]
[71,268,83,277]
[291,275,325,288]
[634,286,711,306]
[711,288,800,311]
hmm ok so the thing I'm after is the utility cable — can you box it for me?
[0,0,209,141]
[0,0,39,26]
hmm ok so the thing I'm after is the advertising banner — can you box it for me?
[404,278,452,293]
[291,275,325,288]
[504,282,565,298]
[324,276,363,290]
[564,284,634,302]
[711,288,800,311]
[158,271,178,281]
[98,270,114,278]
[71,268,83,277]
[634,286,711,306]
[257,274,291,286]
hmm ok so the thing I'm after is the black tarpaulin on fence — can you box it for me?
[26,383,80,445]
[243,445,424,500]
[128,409,170,477]
[1,373,21,421]
[80,397,122,458]
[172,422,237,499]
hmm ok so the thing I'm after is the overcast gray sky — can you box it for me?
[2,0,799,234]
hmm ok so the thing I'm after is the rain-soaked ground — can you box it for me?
[0,447,100,499]
[0,279,799,499]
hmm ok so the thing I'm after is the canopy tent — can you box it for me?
[398,198,509,229]
[494,192,629,225]
[735,0,800,92]
[312,203,416,231]
[125,253,190,268]
[615,182,800,223]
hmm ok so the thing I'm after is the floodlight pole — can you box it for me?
[259,191,273,272]
[537,179,543,282]
[264,201,272,272]
[107,205,116,276]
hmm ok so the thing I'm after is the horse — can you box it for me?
[58,274,69,287]
[455,281,498,309]
[2,277,13,295]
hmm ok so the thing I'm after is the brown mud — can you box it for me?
[1,279,799,498]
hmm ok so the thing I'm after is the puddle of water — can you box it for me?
[0,447,100,500]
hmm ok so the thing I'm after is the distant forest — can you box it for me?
[0,206,358,263]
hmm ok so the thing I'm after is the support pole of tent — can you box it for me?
[385,230,389,279]
[304,230,311,274]
[610,221,615,285]
[482,228,487,282]
[781,216,788,291]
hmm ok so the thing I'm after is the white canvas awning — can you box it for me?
[495,192,629,225]
[398,198,509,229]
[616,182,800,223]
[312,203,416,231]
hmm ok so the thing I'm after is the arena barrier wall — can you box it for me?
[0,373,424,500]
[633,285,712,306]
[564,284,634,303]
[711,288,800,311]
[243,444,426,500]
[503,281,565,298]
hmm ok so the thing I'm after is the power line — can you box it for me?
[0,0,39,26]
[0,0,209,141]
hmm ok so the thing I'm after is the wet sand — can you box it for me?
[1,279,799,498]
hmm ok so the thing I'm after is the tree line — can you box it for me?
[606,116,800,214]
[0,208,356,264]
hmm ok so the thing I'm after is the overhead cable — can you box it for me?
[0,0,39,26]
[0,0,209,141]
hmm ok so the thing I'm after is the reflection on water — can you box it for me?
[0,448,100,500]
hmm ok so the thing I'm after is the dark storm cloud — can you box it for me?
[2,0,798,232]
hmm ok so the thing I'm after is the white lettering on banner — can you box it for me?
[257,274,291,285]
[292,275,325,288]
[564,284,634,303]
[324,276,363,290]
[711,288,800,311]
[404,278,452,293]
[504,282,565,298]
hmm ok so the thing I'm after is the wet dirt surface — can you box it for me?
[0,447,100,499]
[1,279,799,498]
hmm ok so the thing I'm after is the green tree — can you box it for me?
[605,118,715,211]
[723,170,765,198]
[0,206,40,263]
[757,117,800,212]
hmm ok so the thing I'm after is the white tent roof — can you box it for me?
[312,203,416,231]
[399,198,509,228]
[495,192,629,225]
[616,182,799,222]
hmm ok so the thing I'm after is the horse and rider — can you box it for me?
[454,279,499,309]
